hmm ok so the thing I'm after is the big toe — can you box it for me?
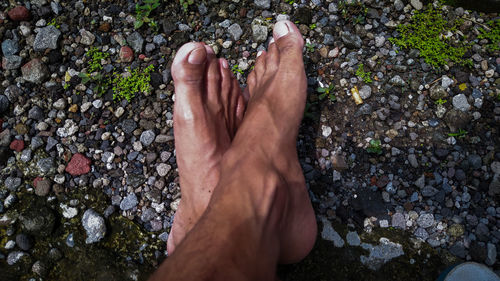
[273,21,304,69]
[171,42,208,121]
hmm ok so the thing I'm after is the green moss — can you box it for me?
[389,3,472,68]
[367,139,382,154]
[112,65,155,102]
[317,84,336,102]
[85,47,109,73]
[478,19,500,51]
[356,63,372,83]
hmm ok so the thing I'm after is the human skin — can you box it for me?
[151,20,316,281]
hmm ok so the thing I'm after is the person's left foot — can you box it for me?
[167,42,246,254]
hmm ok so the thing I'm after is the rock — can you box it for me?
[450,242,466,258]
[65,153,91,176]
[411,0,423,10]
[408,154,418,168]
[0,95,9,114]
[421,186,438,197]
[414,227,429,240]
[452,94,470,112]
[394,0,404,11]
[127,32,144,53]
[444,109,471,132]
[417,213,434,228]
[120,193,138,210]
[389,75,406,87]
[15,234,32,251]
[37,157,55,175]
[33,26,61,51]
[251,19,268,43]
[448,224,464,237]
[359,85,372,99]
[20,205,55,237]
[8,6,31,21]
[346,231,361,246]
[60,204,78,219]
[486,243,497,266]
[32,260,47,277]
[476,223,489,242]
[82,209,106,244]
[35,179,51,196]
[254,0,271,9]
[321,125,332,137]
[429,84,447,100]
[331,154,348,171]
[469,242,487,262]
[140,130,156,146]
[341,32,362,49]
[375,36,385,48]
[391,213,406,229]
[79,29,95,45]
[489,173,500,196]
[5,177,21,191]
[441,75,454,88]
[228,23,243,41]
[414,174,425,189]
[157,163,171,177]
[10,139,24,151]
[28,106,43,120]
[360,238,404,270]
[321,218,344,247]
[467,154,482,170]
[119,46,134,62]
[2,39,19,56]
[21,59,49,83]
[2,55,23,70]
[7,251,27,265]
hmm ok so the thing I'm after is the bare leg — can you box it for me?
[151,20,316,280]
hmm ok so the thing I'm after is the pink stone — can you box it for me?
[9,139,24,152]
[120,46,134,63]
[138,54,146,60]
[7,6,30,22]
[65,153,91,176]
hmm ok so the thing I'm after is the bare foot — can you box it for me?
[235,20,317,264]
[168,42,246,254]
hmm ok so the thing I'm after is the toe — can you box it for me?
[265,41,280,74]
[219,58,234,131]
[246,71,256,99]
[171,42,208,121]
[205,49,222,115]
[235,84,246,132]
[254,50,267,81]
[273,21,304,70]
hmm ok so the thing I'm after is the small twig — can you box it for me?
[462,16,491,31]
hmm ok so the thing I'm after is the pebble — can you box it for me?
[127,32,144,53]
[140,130,156,146]
[346,231,361,246]
[7,251,26,265]
[7,6,31,21]
[82,209,106,244]
[255,0,271,9]
[35,179,51,196]
[228,23,243,41]
[156,163,171,177]
[15,234,32,251]
[321,218,345,247]
[120,193,138,211]
[22,59,49,83]
[417,213,435,228]
[2,39,19,56]
[452,94,470,111]
[359,85,372,99]
[65,153,91,176]
[34,26,61,51]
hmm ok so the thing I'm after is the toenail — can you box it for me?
[274,21,290,39]
[269,38,275,45]
[257,51,263,57]
[188,48,206,64]
[205,45,215,54]
[221,59,229,69]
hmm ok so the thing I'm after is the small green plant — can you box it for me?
[305,42,315,53]
[356,64,372,83]
[366,139,382,155]
[85,47,109,73]
[47,18,60,28]
[112,65,155,102]
[135,0,160,30]
[309,23,317,30]
[317,84,336,102]
[338,0,367,24]
[231,65,244,75]
[447,128,468,138]
[434,98,447,105]
[478,19,500,51]
[389,3,472,68]
[180,0,194,12]
[285,0,294,4]
[303,101,317,120]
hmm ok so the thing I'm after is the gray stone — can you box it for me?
[375,36,385,48]
[394,0,404,11]
[359,85,372,99]
[254,0,271,9]
[140,208,156,222]
[0,95,9,114]
[489,173,500,196]
[391,213,406,229]
[2,55,22,70]
[346,231,361,246]
[323,34,335,45]
[127,32,144,53]
[22,59,49,83]
[120,193,138,210]
[46,137,58,151]
[36,157,56,175]
[328,3,338,13]
[159,232,169,242]
[321,218,344,247]
[20,206,55,237]
[411,0,423,10]
[32,260,48,277]
[421,186,438,197]
[2,39,19,56]
[34,26,61,51]
[356,103,372,116]
[20,149,32,162]
[140,130,156,146]
[341,32,362,49]
[5,177,21,191]
[28,106,44,120]
[15,234,32,251]
[153,35,166,45]
[441,75,454,88]
[476,223,489,242]
[121,119,137,134]
[35,179,51,196]
[417,213,434,228]
[452,94,470,112]
[429,84,447,100]
[360,238,404,270]
[228,23,243,41]
[467,154,482,170]
[486,243,497,266]
[389,75,406,87]
[414,174,425,189]
[251,19,268,43]
[450,241,466,258]
[408,154,418,168]
[7,251,26,265]
[414,227,429,240]
[82,209,106,244]
[157,163,171,177]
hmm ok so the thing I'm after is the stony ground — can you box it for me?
[0,0,499,280]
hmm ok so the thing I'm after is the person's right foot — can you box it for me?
[233,20,317,264]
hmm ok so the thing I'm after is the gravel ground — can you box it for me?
[0,0,499,280]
